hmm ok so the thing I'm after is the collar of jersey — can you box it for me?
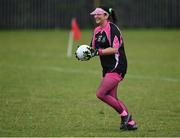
[98,20,109,33]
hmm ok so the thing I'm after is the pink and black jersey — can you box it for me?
[91,21,127,77]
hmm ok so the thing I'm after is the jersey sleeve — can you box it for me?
[110,23,123,49]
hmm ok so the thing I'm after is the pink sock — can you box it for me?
[120,110,128,117]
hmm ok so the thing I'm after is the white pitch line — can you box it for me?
[32,66,180,83]
[1,64,180,83]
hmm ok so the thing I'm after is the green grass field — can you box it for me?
[0,29,180,137]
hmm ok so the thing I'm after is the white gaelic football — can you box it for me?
[75,45,91,61]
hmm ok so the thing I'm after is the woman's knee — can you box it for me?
[96,90,104,100]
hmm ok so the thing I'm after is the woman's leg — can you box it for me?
[108,82,136,127]
[108,84,129,115]
[96,75,137,130]
[96,75,127,114]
